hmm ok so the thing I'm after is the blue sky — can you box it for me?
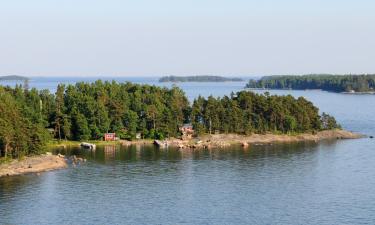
[0,0,374,76]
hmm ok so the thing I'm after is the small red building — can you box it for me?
[104,133,116,141]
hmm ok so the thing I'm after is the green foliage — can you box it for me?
[191,91,336,134]
[51,81,190,141]
[246,74,375,93]
[284,115,297,132]
[0,80,341,159]
[321,112,341,130]
[0,86,51,158]
[123,110,138,140]
[72,113,91,141]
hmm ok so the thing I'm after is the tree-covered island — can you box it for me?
[1,81,347,160]
[0,75,29,81]
[246,74,375,93]
[159,75,243,82]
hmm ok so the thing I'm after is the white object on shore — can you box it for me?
[80,142,96,150]
[154,140,168,148]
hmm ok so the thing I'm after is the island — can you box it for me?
[246,74,375,93]
[0,75,29,81]
[159,75,243,82]
[0,80,361,176]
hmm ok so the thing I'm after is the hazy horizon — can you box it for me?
[3,73,375,78]
[1,0,374,77]
[2,74,256,78]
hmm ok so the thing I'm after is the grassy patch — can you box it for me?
[46,139,124,148]
[46,140,81,148]
[0,157,12,165]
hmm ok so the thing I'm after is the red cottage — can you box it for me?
[104,133,116,141]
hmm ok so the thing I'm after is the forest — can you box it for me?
[191,91,339,135]
[0,81,340,159]
[246,74,375,93]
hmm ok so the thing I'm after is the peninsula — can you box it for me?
[246,74,375,93]
[0,154,67,177]
[163,129,362,149]
[159,75,243,82]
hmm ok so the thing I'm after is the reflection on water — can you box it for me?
[1,139,375,225]
[51,140,331,164]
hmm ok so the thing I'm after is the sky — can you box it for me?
[0,0,374,77]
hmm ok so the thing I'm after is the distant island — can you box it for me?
[159,75,243,82]
[0,75,29,81]
[246,74,375,93]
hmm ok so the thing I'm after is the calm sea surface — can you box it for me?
[1,77,375,225]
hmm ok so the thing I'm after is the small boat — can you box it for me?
[80,142,96,150]
[153,140,168,148]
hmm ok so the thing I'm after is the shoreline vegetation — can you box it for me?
[163,129,362,149]
[0,129,362,177]
[48,129,362,149]
[0,79,357,176]
[246,74,375,93]
[159,75,243,82]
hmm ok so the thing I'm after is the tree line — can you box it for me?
[0,81,340,158]
[191,91,340,135]
[0,86,51,158]
[159,75,243,82]
[246,74,375,93]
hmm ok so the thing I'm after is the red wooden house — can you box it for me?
[104,133,116,141]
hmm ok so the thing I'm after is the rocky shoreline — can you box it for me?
[0,154,68,178]
[153,129,363,149]
[0,130,362,177]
